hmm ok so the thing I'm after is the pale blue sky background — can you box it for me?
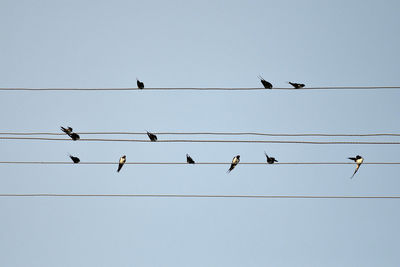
[1,0,400,266]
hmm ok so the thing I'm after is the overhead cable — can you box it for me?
[1,136,400,145]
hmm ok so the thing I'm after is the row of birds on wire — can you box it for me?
[135,77,305,89]
[61,126,364,178]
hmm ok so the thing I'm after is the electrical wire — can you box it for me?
[0,131,399,137]
[0,193,398,199]
[0,136,399,145]
[0,86,400,91]
[0,161,398,165]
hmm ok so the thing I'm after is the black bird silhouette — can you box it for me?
[227,155,240,173]
[117,155,126,172]
[147,131,158,142]
[69,155,80,163]
[137,79,144,89]
[264,151,278,164]
[61,126,80,140]
[69,132,80,141]
[186,154,195,164]
[61,126,73,135]
[288,82,305,89]
[258,75,273,89]
[348,155,364,178]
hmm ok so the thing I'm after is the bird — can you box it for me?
[69,155,80,163]
[69,132,80,141]
[61,126,73,135]
[264,151,278,164]
[258,75,273,89]
[61,126,80,140]
[288,82,305,89]
[227,155,240,173]
[348,155,364,178]
[147,131,158,142]
[117,155,126,172]
[186,154,195,164]
[137,79,144,89]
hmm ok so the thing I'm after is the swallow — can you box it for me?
[348,155,364,178]
[227,155,240,173]
[117,155,126,172]
[61,126,73,135]
[69,155,80,163]
[288,82,305,89]
[264,151,278,164]
[69,132,80,141]
[258,75,273,89]
[186,154,195,164]
[137,79,144,89]
[147,131,157,142]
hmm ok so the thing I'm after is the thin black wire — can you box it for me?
[0,161,398,165]
[0,131,399,137]
[1,136,399,145]
[0,86,400,91]
[0,193,398,199]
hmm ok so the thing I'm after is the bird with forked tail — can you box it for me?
[147,131,158,142]
[227,155,240,173]
[288,82,305,89]
[264,151,278,164]
[137,79,144,89]
[117,155,126,172]
[69,155,80,164]
[348,155,364,178]
[186,154,195,164]
[258,75,273,89]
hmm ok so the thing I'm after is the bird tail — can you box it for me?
[227,165,234,173]
[117,164,122,172]
[350,165,360,178]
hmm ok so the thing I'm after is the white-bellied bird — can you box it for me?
[348,155,364,178]
[117,155,126,172]
[227,155,240,173]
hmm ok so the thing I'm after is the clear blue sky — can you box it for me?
[1,0,400,266]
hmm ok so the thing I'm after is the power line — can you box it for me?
[0,131,399,137]
[0,193,399,199]
[0,161,398,165]
[1,136,400,145]
[0,86,400,91]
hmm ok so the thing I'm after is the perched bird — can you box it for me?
[69,155,80,164]
[137,79,144,89]
[61,126,73,135]
[264,151,278,164]
[227,155,240,173]
[258,75,273,89]
[117,155,126,172]
[69,132,80,141]
[288,82,305,89]
[147,131,158,142]
[348,155,364,178]
[61,126,80,140]
[186,154,195,164]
